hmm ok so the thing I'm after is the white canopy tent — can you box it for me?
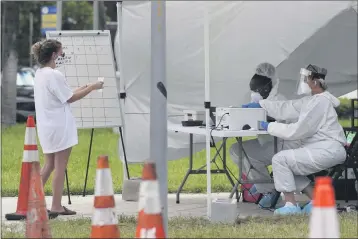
[116,0,357,165]
[115,0,357,219]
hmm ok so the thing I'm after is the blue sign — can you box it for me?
[41,6,57,36]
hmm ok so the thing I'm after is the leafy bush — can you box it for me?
[336,98,353,118]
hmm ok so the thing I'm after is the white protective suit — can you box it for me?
[229,78,301,194]
[259,91,347,193]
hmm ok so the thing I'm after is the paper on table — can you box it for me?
[98,77,104,92]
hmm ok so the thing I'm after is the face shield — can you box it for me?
[297,64,328,95]
[297,68,312,95]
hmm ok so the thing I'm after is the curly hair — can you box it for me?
[31,39,62,65]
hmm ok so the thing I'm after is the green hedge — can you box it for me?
[337,98,355,119]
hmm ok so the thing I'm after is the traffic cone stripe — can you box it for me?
[142,163,156,180]
[26,116,36,127]
[312,177,335,208]
[94,196,115,208]
[95,169,114,196]
[138,181,161,214]
[24,127,37,144]
[92,208,119,225]
[136,211,164,228]
[91,225,120,238]
[97,155,109,169]
[24,145,38,150]
[23,150,40,163]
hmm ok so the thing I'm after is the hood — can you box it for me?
[267,78,281,100]
[320,91,341,107]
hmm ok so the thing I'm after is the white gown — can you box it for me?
[34,67,78,154]
[260,91,347,192]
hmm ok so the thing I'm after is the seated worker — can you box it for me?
[242,64,347,215]
[230,62,298,208]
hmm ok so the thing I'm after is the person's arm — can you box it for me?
[73,85,88,93]
[259,97,308,122]
[67,84,97,103]
[266,97,328,140]
[49,71,102,104]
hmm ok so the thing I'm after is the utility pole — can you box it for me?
[56,1,62,30]
[93,0,99,30]
[29,12,33,67]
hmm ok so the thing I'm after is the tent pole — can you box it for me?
[151,1,168,234]
[116,2,129,180]
[204,6,212,219]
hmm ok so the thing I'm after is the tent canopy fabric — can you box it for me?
[116,1,358,163]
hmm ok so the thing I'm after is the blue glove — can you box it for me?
[260,121,269,131]
[242,102,261,108]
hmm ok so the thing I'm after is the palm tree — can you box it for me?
[1,1,19,126]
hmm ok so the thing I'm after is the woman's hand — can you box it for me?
[89,81,104,90]
[68,81,104,103]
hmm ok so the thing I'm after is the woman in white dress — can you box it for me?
[31,39,104,215]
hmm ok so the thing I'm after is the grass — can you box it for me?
[2,213,358,238]
[1,119,354,197]
[1,124,242,197]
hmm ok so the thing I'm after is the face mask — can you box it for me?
[251,91,263,103]
[55,52,65,60]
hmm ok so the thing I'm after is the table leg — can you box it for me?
[229,137,243,200]
[196,142,224,171]
[222,138,238,200]
[176,133,193,204]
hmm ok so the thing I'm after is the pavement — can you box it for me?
[1,192,310,224]
[2,192,356,235]
[3,192,356,223]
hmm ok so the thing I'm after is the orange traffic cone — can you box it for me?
[25,161,52,238]
[135,163,166,238]
[90,155,120,238]
[5,116,39,221]
[309,177,339,238]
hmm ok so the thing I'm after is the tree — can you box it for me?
[1,1,20,126]
[63,1,93,30]
[16,1,97,67]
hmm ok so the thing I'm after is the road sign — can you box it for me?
[41,6,57,36]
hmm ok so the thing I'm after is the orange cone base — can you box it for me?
[25,202,52,238]
[26,221,52,238]
[136,226,166,238]
[25,162,53,238]
[136,211,166,238]
[91,225,120,238]
[5,212,58,221]
[5,212,27,221]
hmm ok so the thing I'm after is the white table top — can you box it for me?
[168,124,269,137]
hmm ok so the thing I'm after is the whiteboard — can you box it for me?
[46,30,122,129]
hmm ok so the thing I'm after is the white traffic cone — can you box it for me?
[309,176,339,238]
[90,155,120,238]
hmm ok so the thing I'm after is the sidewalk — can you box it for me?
[2,193,279,223]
